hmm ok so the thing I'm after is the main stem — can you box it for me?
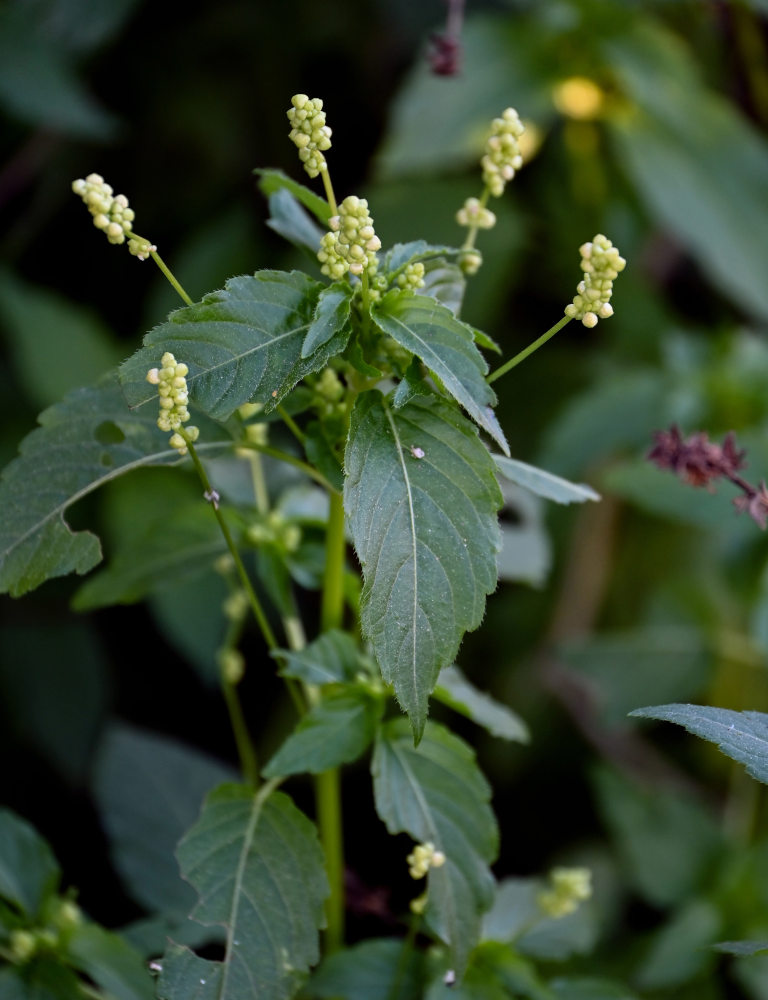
[317,489,347,952]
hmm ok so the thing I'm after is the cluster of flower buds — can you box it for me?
[564,234,626,328]
[72,173,156,259]
[456,197,497,230]
[146,352,199,456]
[396,261,426,291]
[537,867,592,919]
[287,94,332,178]
[481,108,525,198]
[317,195,381,279]
[407,841,447,880]
[246,510,301,553]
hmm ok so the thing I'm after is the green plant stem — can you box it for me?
[239,441,336,492]
[220,618,259,787]
[316,489,347,952]
[321,168,338,217]
[125,230,194,306]
[487,315,572,384]
[387,909,422,1000]
[277,405,305,445]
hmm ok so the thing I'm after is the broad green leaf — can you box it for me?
[434,665,529,743]
[158,943,221,999]
[344,392,502,737]
[266,190,325,256]
[550,978,639,1000]
[66,923,154,1000]
[635,899,721,990]
[419,257,466,318]
[0,960,85,1000]
[73,500,228,609]
[494,456,599,505]
[0,809,60,917]
[274,629,363,685]
[0,375,209,597]
[263,690,382,777]
[302,282,353,358]
[372,719,498,973]
[119,272,350,421]
[0,270,121,409]
[630,704,768,785]
[714,940,768,956]
[592,766,721,908]
[254,168,332,226]
[372,290,509,455]
[170,783,328,1000]
[93,724,237,916]
[307,938,425,1000]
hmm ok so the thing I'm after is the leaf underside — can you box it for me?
[344,391,502,739]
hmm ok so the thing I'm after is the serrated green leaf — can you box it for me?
[372,291,509,455]
[344,392,502,737]
[392,359,432,409]
[263,691,382,777]
[0,375,201,597]
[157,943,222,999]
[630,704,768,785]
[372,719,498,973]
[171,783,328,1000]
[302,282,353,358]
[255,169,332,226]
[119,272,350,421]
[307,938,425,1000]
[73,500,228,610]
[0,810,60,917]
[494,456,599,505]
[66,923,154,1000]
[434,665,529,742]
[266,190,326,256]
[92,724,237,916]
[273,629,363,685]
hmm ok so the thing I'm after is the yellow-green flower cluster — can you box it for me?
[407,841,446,880]
[538,867,592,918]
[456,197,496,230]
[564,234,626,328]
[481,108,525,197]
[396,261,426,291]
[146,352,199,456]
[287,94,332,178]
[72,173,135,245]
[317,195,381,279]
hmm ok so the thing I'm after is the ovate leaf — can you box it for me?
[119,272,350,421]
[0,810,60,917]
[372,290,509,455]
[254,169,332,227]
[302,282,353,358]
[494,456,599,505]
[65,923,154,1000]
[434,665,529,743]
[0,375,195,597]
[265,190,325,256]
[274,629,363,685]
[263,691,382,777]
[344,392,502,738]
[166,783,328,1000]
[714,940,768,956]
[372,719,498,973]
[630,704,768,785]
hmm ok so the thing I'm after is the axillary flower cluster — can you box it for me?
[564,234,626,328]
[146,353,199,456]
[318,195,382,280]
[537,866,592,919]
[71,173,156,260]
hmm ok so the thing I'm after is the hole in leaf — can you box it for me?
[94,420,125,445]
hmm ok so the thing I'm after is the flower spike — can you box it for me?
[146,352,199,455]
[564,234,626,327]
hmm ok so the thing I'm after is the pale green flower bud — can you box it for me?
[406,841,446,879]
[564,234,626,327]
[316,366,344,401]
[538,866,592,918]
[238,401,263,419]
[317,195,380,280]
[287,94,332,178]
[459,249,483,275]
[72,173,140,250]
[396,262,426,291]
[456,197,496,229]
[10,929,37,962]
[218,648,245,684]
[245,422,268,446]
[148,352,197,454]
[481,107,525,197]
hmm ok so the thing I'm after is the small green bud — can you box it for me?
[223,590,249,621]
[218,648,245,685]
[459,249,483,275]
[245,422,268,446]
[317,196,380,280]
[481,108,525,197]
[73,173,144,251]
[10,929,37,962]
[564,234,626,326]
[238,401,263,420]
[538,866,592,918]
[287,95,332,179]
[456,198,496,230]
[148,352,197,454]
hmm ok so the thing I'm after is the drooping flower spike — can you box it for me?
[72,174,156,259]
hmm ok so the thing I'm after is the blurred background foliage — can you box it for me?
[4,0,768,996]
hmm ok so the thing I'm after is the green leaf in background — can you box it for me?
[634,899,721,991]
[0,809,60,918]
[494,456,599,505]
[0,375,210,597]
[65,923,154,1000]
[344,392,502,737]
[372,719,498,973]
[307,938,425,1000]
[0,270,122,410]
[266,190,326,256]
[92,724,237,917]
[274,629,363,685]
[0,959,86,1000]
[713,940,768,956]
[263,690,383,777]
[592,766,721,909]
[301,282,353,358]
[167,783,328,1000]
[630,704,768,785]
[254,168,333,226]
[434,665,529,743]
[496,482,551,588]
[119,271,350,420]
[550,977,640,1000]
[372,290,509,455]
[607,20,768,322]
